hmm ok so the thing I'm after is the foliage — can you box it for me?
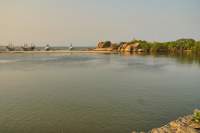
[140,41,151,52]
[175,38,196,49]
[192,41,200,54]
[102,41,112,48]
[193,110,200,123]
[150,42,168,52]
[123,38,200,54]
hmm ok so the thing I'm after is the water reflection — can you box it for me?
[120,52,200,65]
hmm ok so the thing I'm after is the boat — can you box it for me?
[44,44,51,51]
[68,44,73,51]
[6,43,15,51]
[21,44,35,51]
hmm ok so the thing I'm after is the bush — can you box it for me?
[193,110,200,123]
[102,41,112,48]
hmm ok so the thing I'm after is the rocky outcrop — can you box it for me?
[94,41,118,51]
[133,109,200,133]
[118,42,142,52]
[94,41,145,52]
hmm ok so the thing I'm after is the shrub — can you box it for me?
[102,41,112,48]
[193,110,200,123]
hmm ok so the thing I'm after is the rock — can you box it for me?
[169,120,185,129]
[133,109,200,133]
[151,128,163,133]
[189,123,200,129]
[132,131,137,133]
[176,126,198,133]
[151,126,174,133]
[94,41,118,51]
[118,42,141,52]
[95,41,144,52]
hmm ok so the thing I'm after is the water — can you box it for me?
[0,53,199,133]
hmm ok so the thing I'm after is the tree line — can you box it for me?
[128,38,200,54]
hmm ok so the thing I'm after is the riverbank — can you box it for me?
[133,109,200,133]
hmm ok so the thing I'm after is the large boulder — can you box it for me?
[118,42,141,52]
[94,41,118,51]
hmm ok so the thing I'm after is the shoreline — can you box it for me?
[133,109,200,133]
[0,50,198,56]
[0,50,118,54]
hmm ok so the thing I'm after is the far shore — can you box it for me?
[0,50,118,54]
[1,38,199,55]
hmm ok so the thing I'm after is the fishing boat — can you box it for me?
[6,43,15,51]
[21,44,35,51]
[44,44,51,51]
[68,44,73,51]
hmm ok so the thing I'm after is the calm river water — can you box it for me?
[0,53,200,133]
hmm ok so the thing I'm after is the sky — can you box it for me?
[0,0,200,46]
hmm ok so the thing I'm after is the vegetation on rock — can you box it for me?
[96,38,200,54]
[193,109,200,123]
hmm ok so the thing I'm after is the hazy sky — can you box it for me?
[0,0,200,46]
